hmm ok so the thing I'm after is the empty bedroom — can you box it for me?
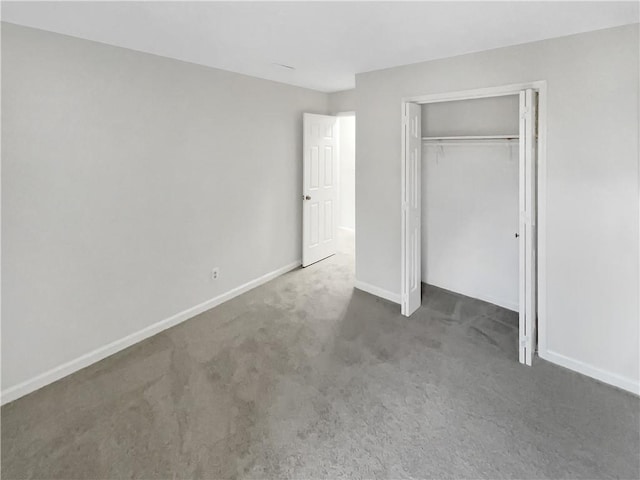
[1,1,639,478]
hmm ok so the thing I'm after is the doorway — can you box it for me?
[337,113,356,256]
[400,82,546,366]
[302,112,356,267]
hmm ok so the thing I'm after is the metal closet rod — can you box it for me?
[421,135,519,141]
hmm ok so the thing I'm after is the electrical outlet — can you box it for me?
[211,267,220,280]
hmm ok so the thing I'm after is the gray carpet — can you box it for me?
[2,231,639,479]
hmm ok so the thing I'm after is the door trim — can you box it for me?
[400,81,548,361]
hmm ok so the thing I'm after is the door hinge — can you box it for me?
[520,337,529,347]
[519,211,531,225]
[402,202,408,211]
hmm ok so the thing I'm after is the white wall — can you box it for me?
[423,144,519,310]
[422,97,519,310]
[423,95,519,137]
[1,23,328,398]
[338,116,356,230]
[328,89,356,115]
[355,24,639,392]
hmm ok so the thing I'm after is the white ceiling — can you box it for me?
[2,1,638,92]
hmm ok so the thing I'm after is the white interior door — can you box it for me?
[302,113,338,267]
[402,103,422,316]
[518,89,538,365]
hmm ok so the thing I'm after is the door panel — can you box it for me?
[402,103,422,316]
[519,89,538,365]
[303,113,337,267]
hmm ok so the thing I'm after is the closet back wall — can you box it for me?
[1,23,328,398]
[422,97,520,310]
[423,96,519,137]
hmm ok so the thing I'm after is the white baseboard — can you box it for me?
[1,260,301,405]
[355,280,401,304]
[539,348,639,395]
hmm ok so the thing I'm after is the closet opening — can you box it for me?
[400,82,546,366]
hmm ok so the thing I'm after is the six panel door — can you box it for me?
[303,113,338,267]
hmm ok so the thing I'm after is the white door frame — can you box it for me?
[400,80,548,360]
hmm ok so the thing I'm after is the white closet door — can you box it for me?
[302,113,338,267]
[402,102,422,316]
[518,89,537,365]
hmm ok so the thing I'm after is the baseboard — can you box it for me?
[1,260,301,405]
[354,280,401,304]
[425,278,518,312]
[539,348,639,395]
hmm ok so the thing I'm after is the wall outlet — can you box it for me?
[211,267,220,280]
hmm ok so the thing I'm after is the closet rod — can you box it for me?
[422,141,518,147]
[422,135,519,141]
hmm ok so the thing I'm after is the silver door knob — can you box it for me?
[305,195,311,200]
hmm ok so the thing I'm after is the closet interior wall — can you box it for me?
[421,95,520,310]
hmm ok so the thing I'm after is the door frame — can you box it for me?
[400,80,548,358]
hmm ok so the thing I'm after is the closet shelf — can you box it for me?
[422,135,519,141]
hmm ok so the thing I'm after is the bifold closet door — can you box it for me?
[402,102,422,316]
[518,89,537,366]
[302,113,338,267]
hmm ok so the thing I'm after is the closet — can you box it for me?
[421,96,520,311]
[401,84,540,365]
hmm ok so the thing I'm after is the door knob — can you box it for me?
[305,195,311,200]
[515,233,520,238]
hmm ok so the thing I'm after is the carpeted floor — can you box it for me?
[2,231,639,479]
